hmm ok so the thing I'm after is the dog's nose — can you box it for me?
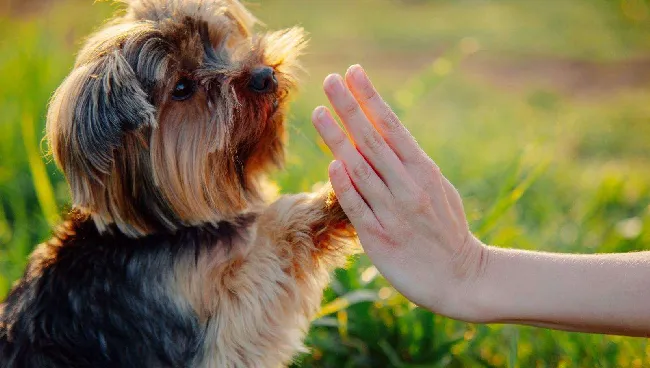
[248,66,278,94]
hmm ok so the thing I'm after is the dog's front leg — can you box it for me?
[259,182,357,278]
[181,185,357,367]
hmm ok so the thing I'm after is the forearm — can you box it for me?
[468,246,650,337]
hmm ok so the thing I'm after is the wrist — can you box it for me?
[436,236,494,323]
[459,246,569,325]
[459,244,505,323]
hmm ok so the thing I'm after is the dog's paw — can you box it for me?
[322,183,350,227]
[311,183,357,251]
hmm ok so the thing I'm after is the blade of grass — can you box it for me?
[378,339,406,368]
[314,289,379,319]
[474,156,549,239]
[508,326,519,368]
[0,200,11,246]
[20,113,60,227]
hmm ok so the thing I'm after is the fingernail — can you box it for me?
[349,64,365,83]
[325,74,344,93]
[312,106,330,128]
[330,160,342,173]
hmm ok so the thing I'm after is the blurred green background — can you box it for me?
[2,0,650,366]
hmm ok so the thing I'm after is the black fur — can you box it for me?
[0,211,256,368]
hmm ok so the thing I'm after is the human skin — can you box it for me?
[311,64,650,337]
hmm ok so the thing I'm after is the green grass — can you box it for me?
[2,0,650,366]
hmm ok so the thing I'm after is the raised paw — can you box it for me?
[311,182,357,251]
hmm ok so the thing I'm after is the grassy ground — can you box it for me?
[2,0,650,366]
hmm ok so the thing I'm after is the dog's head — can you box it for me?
[46,0,305,236]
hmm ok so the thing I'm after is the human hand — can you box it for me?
[312,65,488,321]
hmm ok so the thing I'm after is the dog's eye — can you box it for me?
[171,77,196,101]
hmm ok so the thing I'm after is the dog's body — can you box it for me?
[0,1,355,367]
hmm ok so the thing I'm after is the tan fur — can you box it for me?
[47,0,305,236]
[174,186,354,367]
[43,0,356,366]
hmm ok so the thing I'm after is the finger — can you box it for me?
[345,65,425,164]
[421,163,450,208]
[346,65,451,199]
[313,106,391,212]
[328,160,380,231]
[440,175,467,226]
[430,172,457,229]
[345,65,467,229]
[323,74,409,192]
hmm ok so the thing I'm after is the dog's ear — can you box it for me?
[47,48,156,210]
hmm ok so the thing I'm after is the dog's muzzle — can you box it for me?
[248,66,278,94]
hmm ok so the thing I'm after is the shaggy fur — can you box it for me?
[0,1,356,367]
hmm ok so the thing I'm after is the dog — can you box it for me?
[0,1,356,366]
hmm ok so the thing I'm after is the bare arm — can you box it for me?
[470,247,650,336]
[312,64,650,337]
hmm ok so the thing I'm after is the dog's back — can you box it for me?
[0,216,207,367]
[1,285,61,367]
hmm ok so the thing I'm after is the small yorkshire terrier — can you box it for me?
[0,1,356,366]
